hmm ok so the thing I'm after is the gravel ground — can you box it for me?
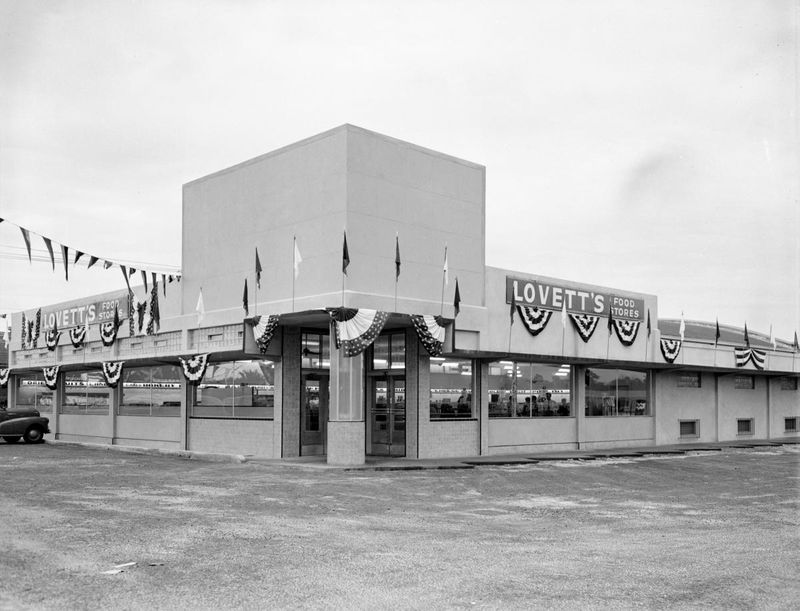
[1,443,798,610]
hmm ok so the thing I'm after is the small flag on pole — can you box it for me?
[744,322,750,346]
[453,278,461,317]
[679,312,686,341]
[293,237,302,279]
[715,318,720,345]
[794,331,799,351]
[607,308,614,333]
[561,301,567,329]
[243,279,249,315]
[255,248,262,289]
[443,246,449,286]
[195,288,205,326]
[342,231,350,276]
[509,300,515,326]
[646,309,651,337]
[395,234,401,280]
[769,325,776,350]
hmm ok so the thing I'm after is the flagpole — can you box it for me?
[440,245,447,316]
[292,237,296,313]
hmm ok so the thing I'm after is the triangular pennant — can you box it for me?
[87,256,99,269]
[20,228,32,262]
[42,236,55,270]
[74,250,84,265]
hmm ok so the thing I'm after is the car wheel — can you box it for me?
[23,427,44,444]
[3,436,22,444]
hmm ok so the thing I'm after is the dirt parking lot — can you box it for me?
[1,443,798,610]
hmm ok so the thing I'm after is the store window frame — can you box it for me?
[487,360,573,419]
[584,367,650,417]
[190,359,276,420]
[61,370,110,415]
[15,373,54,413]
[430,358,476,421]
[118,364,182,417]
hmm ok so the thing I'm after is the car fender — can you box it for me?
[0,416,51,437]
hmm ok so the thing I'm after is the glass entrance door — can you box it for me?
[369,376,405,457]
[301,373,329,456]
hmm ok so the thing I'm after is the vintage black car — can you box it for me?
[0,406,50,444]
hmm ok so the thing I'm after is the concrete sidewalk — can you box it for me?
[47,436,798,471]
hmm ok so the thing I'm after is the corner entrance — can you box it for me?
[368,375,406,457]
[301,373,329,456]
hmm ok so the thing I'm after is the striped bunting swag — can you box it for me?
[0,368,9,388]
[329,308,389,357]
[100,321,119,346]
[660,339,681,363]
[43,366,59,390]
[250,314,281,354]
[612,319,641,346]
[179,354,210,385]
[45,326,61,351]
[734,347,766,370]
[101,362,124,388]
[411,315,446,357]
[568,313,600,343]
[517,305,553,337]
[69,325,87,348]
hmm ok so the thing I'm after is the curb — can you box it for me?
[47,440,247,464]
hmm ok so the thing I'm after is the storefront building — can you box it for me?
[3,125,798,463]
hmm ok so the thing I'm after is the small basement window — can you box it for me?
[737,419,753,435]
[785,418,798,433]
[780,377,798,391]
[734,375,754,390]
[679,420,699,438]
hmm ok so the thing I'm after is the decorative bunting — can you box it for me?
[146,279,160,335]
[411,315,446,357]
[329,308,389,357]
[128,290,135,336]
[20,227,32,262]
[42,236,55,270]
[249,314,280,354]
[45,320,61,351]
[0,368,9,388]
[660,338,682,363]
[734,347,766,370]
[43,366,59,390]
[100,320,119,346]
[568,313,600,343]
[179,354,210,385]
[612,319,641,346]
[21,311,27,348]
[33,309,41,347]
[101,361,124,388]
[517,305,553,337]
[69,324,87,348]
[61,244,69,280]
[136,301,147,334]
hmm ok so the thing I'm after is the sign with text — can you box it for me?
[39,292,130,331]
[506,276,645,321]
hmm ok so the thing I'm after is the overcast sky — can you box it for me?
[1,0,797,340]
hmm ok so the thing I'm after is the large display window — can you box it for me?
[430,358,474,419]
[16,373,53,412]
[191,360,275,419]
[488,361,571,418]
[119,365,182,417]
[584,368,649,416]
[61,370,110,415]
